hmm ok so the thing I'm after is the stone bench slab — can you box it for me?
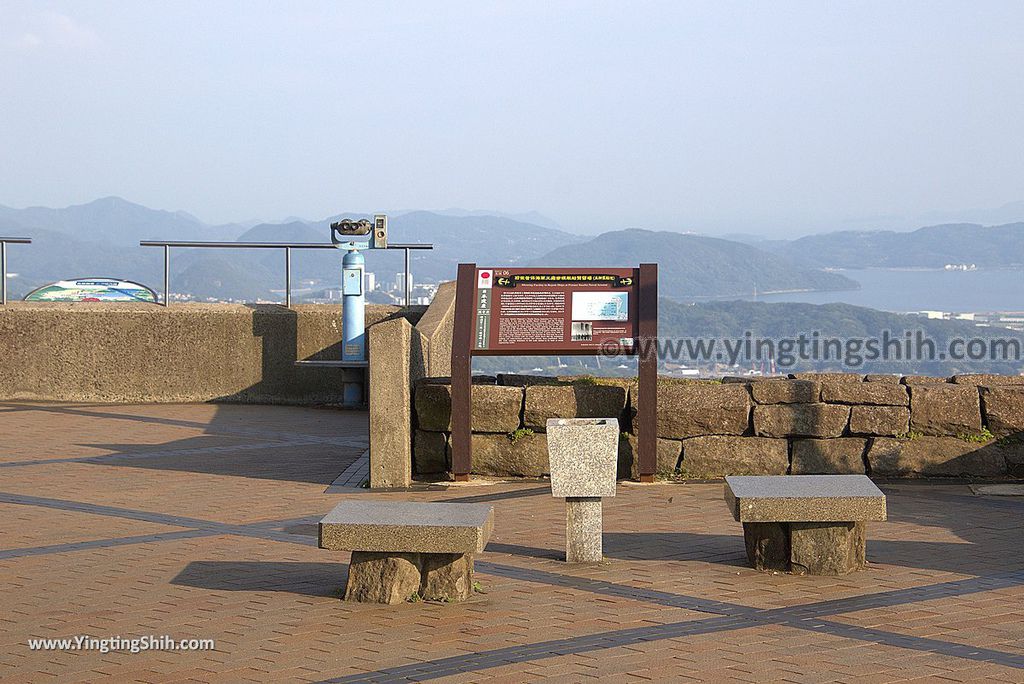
[319,500,494,554]
[725,475,886,523]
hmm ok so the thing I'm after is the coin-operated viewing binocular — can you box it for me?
[330,215,388,250]
[329,214,392,398]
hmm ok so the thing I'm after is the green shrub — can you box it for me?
[507,427,535,444]
[958,427,994,444]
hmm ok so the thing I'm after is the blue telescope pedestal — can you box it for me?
[332,215,388,407]
[341,248,365,405]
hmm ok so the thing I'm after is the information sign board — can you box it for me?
[471,268,638,354]
[451,262,659,482]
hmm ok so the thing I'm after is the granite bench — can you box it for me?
[319,500,493,604]
[724,475,887,576]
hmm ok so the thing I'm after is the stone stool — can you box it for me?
[724,475,887,575]
[319,500,493,604]
[546,417,620,563]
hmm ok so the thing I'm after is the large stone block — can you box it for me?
[524,384,627,431]
[909,384,982,436]
[953,374,1024,385]
[902,375,950,385]
[789,373,864,383]
[497,374,564,387]
[680,436,788,478]
[868,437,1006,476]
[471,432,549,477]
[415,382,453,431]
[655,381,750,438]
[344,551,422,605]
[790,521,866,576]
[864,374,901,383]
[419,553,474,602]
[621,435,683,479]
[980,386,1024,436]
[751,379,821,405]
[821,381,908,406]
[742,522,789,572]
[471,385,524,433]
[413,430,448,474]
[791,438,867,474]
[999,442,1024,477]
[415,382,523,433]
[849,405,909,436]
[753,403,849,438]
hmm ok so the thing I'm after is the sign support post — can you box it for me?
[636,263,658,482]
[451,263,477,481]
[450,262,657,482]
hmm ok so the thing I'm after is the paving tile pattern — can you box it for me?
[1,402,1023,683]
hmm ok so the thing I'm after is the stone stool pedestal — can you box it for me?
[344,551,475,604]
[743,521,867,575]
[565,497,603,563]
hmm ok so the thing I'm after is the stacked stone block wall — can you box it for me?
[412,373,1024,480]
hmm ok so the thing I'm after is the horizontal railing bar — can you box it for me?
[0,237,32,244]
[139,241,432,249]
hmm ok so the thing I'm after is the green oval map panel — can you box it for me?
[24,278,158,303]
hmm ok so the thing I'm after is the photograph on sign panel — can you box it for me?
[571,291,629,321]
[570,321,593,341]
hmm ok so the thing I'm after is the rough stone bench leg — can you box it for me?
[345,551,474,604]
[743,521,866,576]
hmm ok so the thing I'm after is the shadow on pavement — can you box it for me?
[172,561,346,598]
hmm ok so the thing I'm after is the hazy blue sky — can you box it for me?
[2,1,1023,236]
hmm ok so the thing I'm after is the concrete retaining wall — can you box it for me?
[412,373,1024,480]
[0,302,422,404]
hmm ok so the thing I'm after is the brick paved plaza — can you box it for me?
[2,402,1024,683]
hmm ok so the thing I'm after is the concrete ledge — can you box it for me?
[0,302,419,404]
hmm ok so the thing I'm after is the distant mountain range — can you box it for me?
[0,196,855,301]
[9,196,1022,304]
[0,198,586,300]
[530,228,855,298]
[765,222,1024,269]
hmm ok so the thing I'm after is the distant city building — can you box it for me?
[364,272,376,292]
[395,272,413,293]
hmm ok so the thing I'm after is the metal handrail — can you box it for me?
[0,237,32,306]
[139,241,433,307]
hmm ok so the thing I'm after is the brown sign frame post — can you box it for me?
[450,262,658,483]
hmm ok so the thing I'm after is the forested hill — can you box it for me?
[530,228,857,299]
[775,222,1024,268]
